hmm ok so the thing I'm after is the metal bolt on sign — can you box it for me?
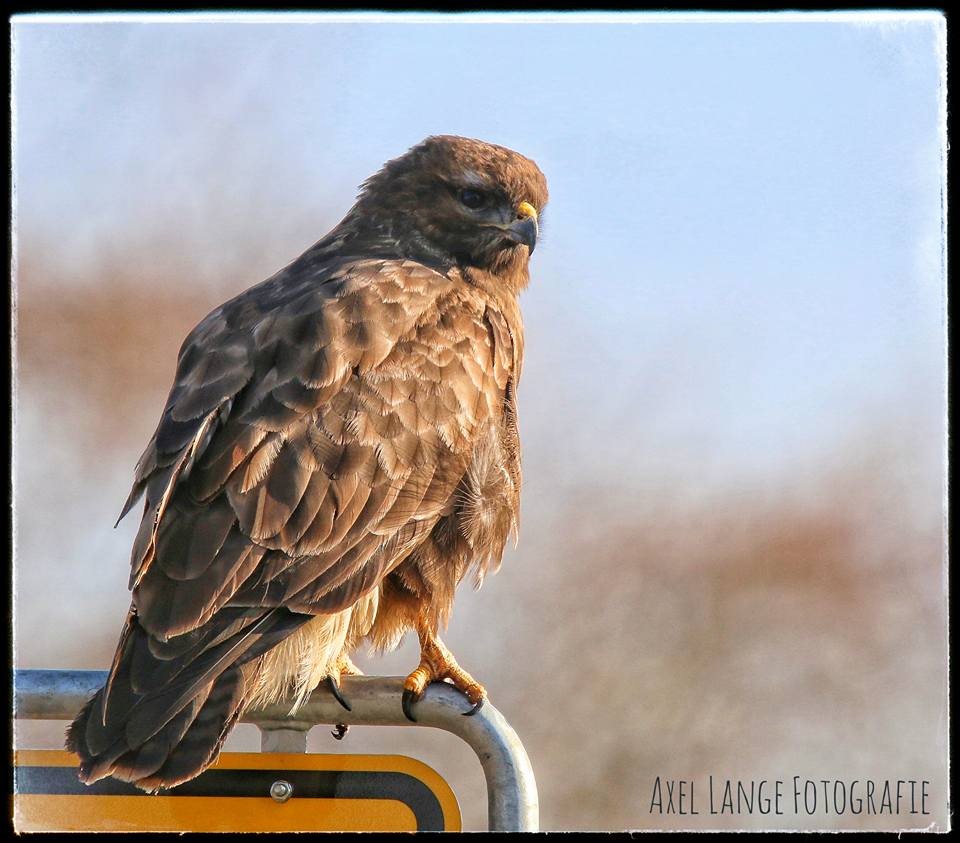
[269,780,294,803]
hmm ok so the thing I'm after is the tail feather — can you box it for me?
[135,668,246,792]
[65,607,310,791]
[121,698,205,785]
[130,607,264,692]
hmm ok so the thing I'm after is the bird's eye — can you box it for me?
[458,189,486,210]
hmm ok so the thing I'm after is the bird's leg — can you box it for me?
[327,652,364,739]
[336,652,364,678]
[402,613,486,722]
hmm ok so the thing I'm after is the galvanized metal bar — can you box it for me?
[257,725,309,754]
[13,668,539,832]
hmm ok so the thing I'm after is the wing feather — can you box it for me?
[125,259,508,643]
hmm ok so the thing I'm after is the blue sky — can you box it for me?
[12,12,947,487]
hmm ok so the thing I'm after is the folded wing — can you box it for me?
[67,257,511,789]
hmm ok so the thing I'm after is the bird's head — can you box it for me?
[348,135,548,285]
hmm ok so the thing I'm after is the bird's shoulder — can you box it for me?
[168,257,520,426]
[121,256,520,539]
[180,256,457,358]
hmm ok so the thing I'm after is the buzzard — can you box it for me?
[65,135,548,792]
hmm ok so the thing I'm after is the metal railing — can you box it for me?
[13,668,539,832]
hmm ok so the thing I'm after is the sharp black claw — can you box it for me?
[331,723,349,740]
[326,676,352,712]
[402,688,418,722]
[463,696,486,717]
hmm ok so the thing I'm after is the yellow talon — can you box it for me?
[401,629,487,721]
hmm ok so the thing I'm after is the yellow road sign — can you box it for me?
[14,750,461,832]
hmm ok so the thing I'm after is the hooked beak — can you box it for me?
[504,201,539,254]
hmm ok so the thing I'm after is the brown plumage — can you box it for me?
[65,135,548,791]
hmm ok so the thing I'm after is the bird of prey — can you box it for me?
[65,135,548,792]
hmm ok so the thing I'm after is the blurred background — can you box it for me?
[11,13,947,831]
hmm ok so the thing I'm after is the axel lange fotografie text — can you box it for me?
[648,777,931,817]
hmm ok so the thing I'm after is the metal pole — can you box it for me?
[13,669,539,832]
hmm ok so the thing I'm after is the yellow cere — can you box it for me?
[516,201,538,221]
